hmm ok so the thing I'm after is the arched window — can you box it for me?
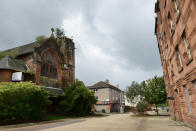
[41,51,57,79]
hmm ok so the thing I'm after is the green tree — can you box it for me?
[145,76,167,115]
[126,81,146,104]
[60,79,97,116]
[35,35,47,47]
[55,28,65,38]
[136,101,148,113]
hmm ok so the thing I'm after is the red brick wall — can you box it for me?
[155,0,196,127]
[0,69,12,82]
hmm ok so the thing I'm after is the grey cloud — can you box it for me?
[0,0,162,89]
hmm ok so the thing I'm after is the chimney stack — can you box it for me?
[105,79,109,84]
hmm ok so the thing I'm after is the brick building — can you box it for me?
[0,33,75,95]
[155,0,196,127]
[88,80,125,113]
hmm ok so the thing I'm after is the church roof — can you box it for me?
[5,42,35,56]
[0,56,28,72]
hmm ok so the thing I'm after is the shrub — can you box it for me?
[0,82,51,123]
[35,35,47,47]
[136,101,148,113]
[60,79,97,116]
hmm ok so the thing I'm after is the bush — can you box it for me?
[136,101,148,113]
[60,79,97,116]
[0,82,51,123]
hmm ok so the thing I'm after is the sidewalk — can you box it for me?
[145,111,195,131]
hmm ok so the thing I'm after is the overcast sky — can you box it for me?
[0,0,162,90]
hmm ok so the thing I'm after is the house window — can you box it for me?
[182,33,192,61]
[41,51,57,79]
[94,89,98,92]
[176,48,183,69]
[184,86,192,113]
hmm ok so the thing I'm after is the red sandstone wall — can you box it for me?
[155,0,196,127]
[0,69,12,82]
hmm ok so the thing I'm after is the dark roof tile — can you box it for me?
[0,56,28,72]
[88,81,122,91]
[5,42,35,56]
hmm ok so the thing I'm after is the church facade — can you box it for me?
[0,34,75,93]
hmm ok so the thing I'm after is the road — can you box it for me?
[2,113,193,131]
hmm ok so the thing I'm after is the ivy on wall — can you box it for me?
[35,35,47,47]
[0,51,18,61]
[40,76,59,88]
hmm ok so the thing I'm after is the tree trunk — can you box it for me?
[155,104,159,116]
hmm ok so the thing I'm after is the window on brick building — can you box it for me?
[168,13,175,35]
[184,86,192,113]
[182,32,192,61]
[174,0,180,15]
[164,0,166,8]
[41,51,57,79]
[176,48,183,70]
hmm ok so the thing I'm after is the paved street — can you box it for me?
[1,113,193,131]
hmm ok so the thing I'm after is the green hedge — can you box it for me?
[0,82,51,123]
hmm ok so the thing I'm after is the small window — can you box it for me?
[176,48,183,68]
[174,0,180,15]
[184,86,192,113]
[182,32,192,61]
[168,13,175,35]
[94,89,98,92]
